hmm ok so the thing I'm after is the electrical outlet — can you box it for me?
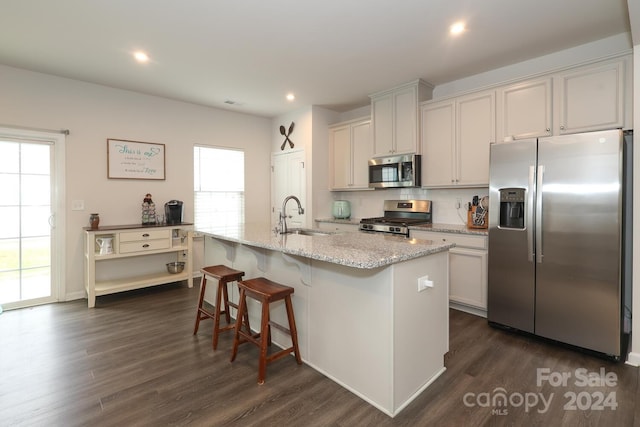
[71,200,84,211]
[417,275,433,292]
[455,198,461,209]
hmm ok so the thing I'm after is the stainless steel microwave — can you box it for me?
[368,154,421,188]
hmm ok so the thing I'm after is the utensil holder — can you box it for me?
[467,206,488,229]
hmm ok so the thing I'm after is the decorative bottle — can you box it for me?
[89,213,100,229]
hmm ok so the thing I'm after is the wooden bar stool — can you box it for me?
[230,277,302,384]
[193,265,250,350]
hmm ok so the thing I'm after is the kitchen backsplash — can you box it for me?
[331,187,489,225]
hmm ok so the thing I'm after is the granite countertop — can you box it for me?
[411,223,489,236]
[197,223,454,269]
[315,217,361,225]
[315,218,488,236]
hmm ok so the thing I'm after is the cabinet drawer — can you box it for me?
[120,229,171,242]
[413,230,487,249]
[120,239,170,254]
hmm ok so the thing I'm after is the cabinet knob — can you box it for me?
[142,233,150,237]
[143,244,149,248]
[560,125,565,130]
[546,128,551,132]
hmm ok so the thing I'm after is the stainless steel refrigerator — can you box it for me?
[488,129,631,359]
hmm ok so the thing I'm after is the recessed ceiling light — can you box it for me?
[450,22,466,35]
[133,51,150,63]
[286,93,295,101]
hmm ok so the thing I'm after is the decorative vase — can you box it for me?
[89,213,100,229]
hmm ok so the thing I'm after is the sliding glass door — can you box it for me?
[0,128,65,309]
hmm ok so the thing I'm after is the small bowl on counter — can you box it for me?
[166,262,185,274]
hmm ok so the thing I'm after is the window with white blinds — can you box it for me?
[193,146,244,229]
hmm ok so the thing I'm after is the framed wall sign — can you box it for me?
[107,139,166,180]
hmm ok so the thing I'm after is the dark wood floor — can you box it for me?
[1,283,638,426]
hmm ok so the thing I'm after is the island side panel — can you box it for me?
[392,251,449,413]
[307,261,394,414]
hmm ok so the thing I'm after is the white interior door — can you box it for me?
[0,128,65,310]
[271,149,306,229]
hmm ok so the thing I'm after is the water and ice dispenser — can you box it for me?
[499,188,525,229]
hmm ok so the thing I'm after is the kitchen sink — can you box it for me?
[282,228,334,236]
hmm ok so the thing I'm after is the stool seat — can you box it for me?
[193,265,249,350]
[238,277,295,302]
[231,277,302,384]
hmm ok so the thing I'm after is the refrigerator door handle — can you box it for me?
[527,165,536,262]
[535,165,544,264]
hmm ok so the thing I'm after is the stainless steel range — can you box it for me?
[359,200,432,237]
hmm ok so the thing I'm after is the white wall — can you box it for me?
[0,64,272,301]
[272,106,340,224]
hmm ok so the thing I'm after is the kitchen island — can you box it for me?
[197,224,454,417]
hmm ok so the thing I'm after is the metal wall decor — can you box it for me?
[280,122,295,150]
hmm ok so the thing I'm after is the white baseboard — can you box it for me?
[64,291,86,302]
[449,301,487,318]
[625,351,640,366]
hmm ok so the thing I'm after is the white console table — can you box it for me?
[83,223,193,308]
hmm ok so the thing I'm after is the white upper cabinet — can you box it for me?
[422,90,495,188]
[555,59,626,134]
[421,100,455,187]
[330,124,351,189]
[329,117,373,191]
[457,91,495,186]
[497,77,553,141]
[497,56,630,142]
[370,79,433,157]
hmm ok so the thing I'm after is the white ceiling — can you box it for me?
[0,0,633,118]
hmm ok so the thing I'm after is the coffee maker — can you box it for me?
[165,200,183,224]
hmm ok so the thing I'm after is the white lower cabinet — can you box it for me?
[411,229,488,317]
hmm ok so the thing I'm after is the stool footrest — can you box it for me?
[266,347,296,363]
[236,330,263,346]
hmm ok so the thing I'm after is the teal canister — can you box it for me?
[332,200,351,219]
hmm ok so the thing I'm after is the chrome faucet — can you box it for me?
[280,195,305,234]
